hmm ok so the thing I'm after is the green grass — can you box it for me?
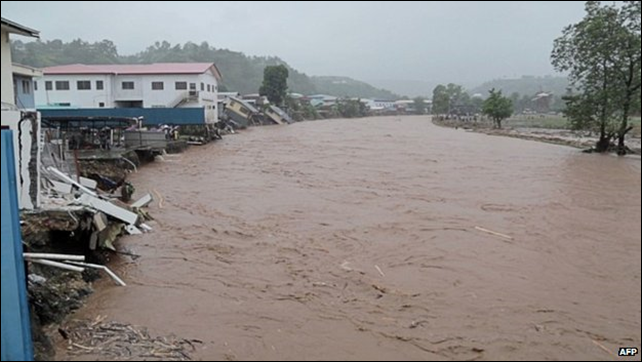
[507,116,640,135]
[506,115,570,130]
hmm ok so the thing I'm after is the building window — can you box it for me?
[96,81,104,90]
[99,102,105,108]
[207,84,211,92]
[55,81,70,91]
[22,80,31,94]
[201,83,205,92]
[77,81,92,90]
[45,81,53,91]
[175,82,187,90]
[152,82,164,90]
[34,81,38,91]
[122,82,135,90]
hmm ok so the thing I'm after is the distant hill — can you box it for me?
[367,79,437,98]
[471,76,569,97]
[311,77,398,99]
[10,39,395,98]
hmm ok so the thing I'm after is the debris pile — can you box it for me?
[23,164,155,360]
[61,317,202,361]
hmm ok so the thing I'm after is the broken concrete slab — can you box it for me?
[50,180,73,195]
[125,225,143,235]
[79,177,98,190]
[140,223,153,233]
[131,193,153,209]
[89,231,99,250]
[98,223,124,251]
[93,212,108,232]
[47,167,98,197]
[77,194,139,226]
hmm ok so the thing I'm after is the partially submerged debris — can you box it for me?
[25,253,126,287]
[76,193,139,226]
[30,259,85,273]
[131,193,153,209]
[375,265,385,278]
[65,261,126,287]
[61,318,202,361]
[474,226,514,241]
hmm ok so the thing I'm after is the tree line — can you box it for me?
[552,1,641,154]
[10,39,396,99]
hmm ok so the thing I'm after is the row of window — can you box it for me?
[38,80,217,92]
[38,80,104,91]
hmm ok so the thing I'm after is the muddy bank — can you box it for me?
[433,118,642,155]
[59,116,640,361]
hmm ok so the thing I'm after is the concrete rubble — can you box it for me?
[24,161,156,361]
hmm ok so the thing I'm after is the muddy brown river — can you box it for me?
[64,116,641,361]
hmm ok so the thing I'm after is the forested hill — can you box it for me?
[11,39,397,98]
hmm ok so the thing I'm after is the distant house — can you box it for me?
[225,97,261,128]
[218,92,241,119]
[394,99,432,114]
[306,94,337,108]
[265,106,294,125]
[532,92,553,114]
[35,63,222,124]
[13,64,42,109]
[241,93,270,107]
[373,99,396,111]
[218,92,241,101]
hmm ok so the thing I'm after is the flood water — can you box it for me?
[66,116,641,361]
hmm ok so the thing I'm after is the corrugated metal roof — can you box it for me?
[43,63,222,80]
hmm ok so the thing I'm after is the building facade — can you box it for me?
[1,18,41,210]
[35,63,222,123]
[13,64,42,109]
[2,18,39,106]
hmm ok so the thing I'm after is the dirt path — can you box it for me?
[62,116,641,361]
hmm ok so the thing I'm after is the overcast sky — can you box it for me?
[2,1,586,86]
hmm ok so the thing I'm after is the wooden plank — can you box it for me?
[475,226,514,241]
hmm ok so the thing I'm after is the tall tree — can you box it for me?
[552,1,641,154]
[470,96,484,114]
[414,97,427,115]
[432,85,450,114]
[432,83,466,115]
[259,65,289,107]
[482,89,513,129]
[615,1,642,152]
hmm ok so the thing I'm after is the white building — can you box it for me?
[35,63,222,123]
[2,17,40,106]
[2,17,42,210]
